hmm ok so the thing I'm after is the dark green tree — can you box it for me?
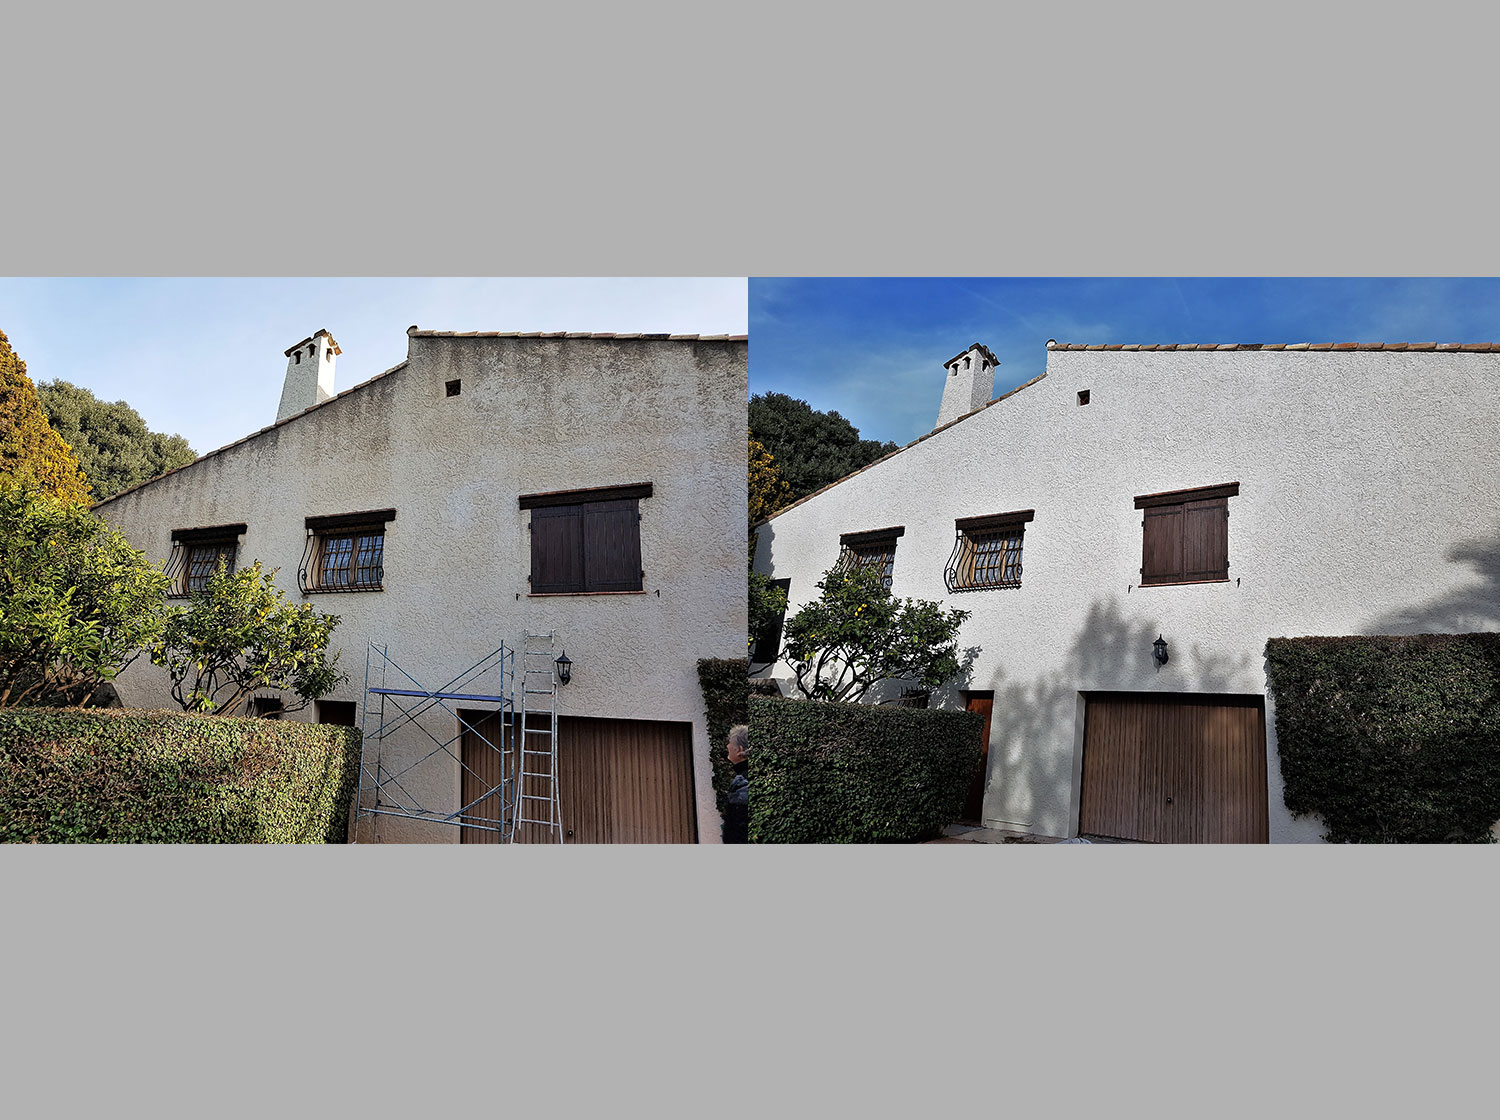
[0,330,90,504]
[749,392,899,504]
[37,379,196,502]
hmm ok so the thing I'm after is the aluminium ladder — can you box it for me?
[510,631,563,842]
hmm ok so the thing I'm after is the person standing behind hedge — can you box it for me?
[723,724,749,843]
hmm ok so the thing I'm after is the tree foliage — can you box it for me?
[749,569,789,654]
[748,432,793,527]
[749,392,898,503]
[38,379,196,501]
[780,565,972,703]
[0,484,172,707]
[150,560,346,715]
[0,330,89,504]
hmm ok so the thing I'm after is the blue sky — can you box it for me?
[750,278,1500,446]
[0,278,747,454]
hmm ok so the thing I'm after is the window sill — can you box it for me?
[527,590,648,598]
[1137,578,1231,588]
[303,585,386,594]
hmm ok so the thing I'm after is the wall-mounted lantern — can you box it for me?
[555,651,572,685]
[1153,634,1169,668]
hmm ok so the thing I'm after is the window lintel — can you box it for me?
[170,522,247,544]
[954,509,1034,534]
[838,525,905,549]
[1134,482,1239,509]
[519,482,653,510]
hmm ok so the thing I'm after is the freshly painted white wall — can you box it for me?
[99,330,748,843]
[752,346,1500,842]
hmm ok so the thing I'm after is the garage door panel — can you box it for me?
[1081,694,1267,844]
[465,714,697,844]
[459,709,510,845]
[1080,699,1146,840]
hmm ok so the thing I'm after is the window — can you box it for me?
[165,523,246,598]
[299,509,395,593]
[317,700,358,726]
[520,483,651,594]
[944,510,1033,592]
[1134,482,1238,586]
[750,578,792,666]
[250,695,284,719]
[836,526,904,588]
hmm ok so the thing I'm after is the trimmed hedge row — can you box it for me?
[1265,634,1500,843]
[749,696,982,843]
[697,658,749,818]
[0,708,360,843]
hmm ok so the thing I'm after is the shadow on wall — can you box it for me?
[1367,533,1500,635]
[972,598,1254,836]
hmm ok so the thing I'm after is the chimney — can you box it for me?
[277,329,340,422]
[934,342,998,429]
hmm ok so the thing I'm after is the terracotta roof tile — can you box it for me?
[406,329,746,341]
[1047,340,1500,352]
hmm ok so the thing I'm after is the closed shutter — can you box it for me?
[1135,483,1237,586]
[1141,504,1184,584]
[582,499,643,592]
[531,506,584,593]
[1182,497,1229,581]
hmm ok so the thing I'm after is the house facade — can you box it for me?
[751,340,1500,843]
[98,326,748,843]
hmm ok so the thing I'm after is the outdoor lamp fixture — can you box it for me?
[1153,634,1169,668]
[555,651,572,685]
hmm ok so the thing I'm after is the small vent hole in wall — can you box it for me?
[1078,389,1091,406]
[445,379,461,397]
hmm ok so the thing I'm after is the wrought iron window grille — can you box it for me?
[164,523,247,599]
[299,509,395,594]
[944,510,1034,593]
[836,526,904,589]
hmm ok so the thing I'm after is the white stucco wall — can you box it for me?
[752,346,1500,842]
[98,330,748,843]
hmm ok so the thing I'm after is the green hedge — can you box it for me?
[697,658,749,818]
[0,708,360,843]
[1265,634,1500,843]
[749,696,982,843]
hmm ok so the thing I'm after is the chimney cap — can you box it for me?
[284,328,341,357]
[943,342,998,368]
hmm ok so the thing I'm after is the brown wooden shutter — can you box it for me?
[1141,504,1183,584]
[531,505,585,593]
[1182,497,1229,581]
[582,498,643,592]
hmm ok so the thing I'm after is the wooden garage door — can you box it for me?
[459,708,511,844]
[1078,693,1268,844]
[461,713,697,844]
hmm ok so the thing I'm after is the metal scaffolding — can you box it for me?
[348,638,561,839]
